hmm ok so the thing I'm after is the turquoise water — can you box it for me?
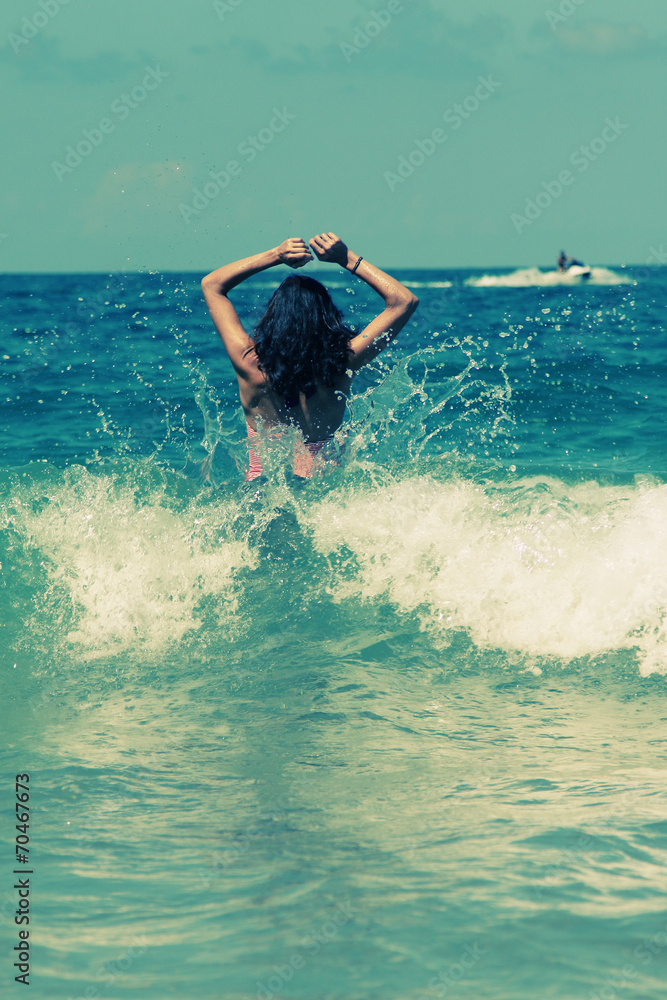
[2,266,667,999]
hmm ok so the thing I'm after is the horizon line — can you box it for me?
[0,262,657,277]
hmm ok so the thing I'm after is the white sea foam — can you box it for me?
[11,463,667,675]
[13,469,256,657]
[465,267,633,288]
[403,280,453,289]
[306,475,667,675]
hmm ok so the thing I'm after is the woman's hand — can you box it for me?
[309,233,348,265]
[276,238,312,269]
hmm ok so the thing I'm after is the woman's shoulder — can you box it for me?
[235,347,267,385]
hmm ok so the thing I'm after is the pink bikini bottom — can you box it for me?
[245,425,341,481]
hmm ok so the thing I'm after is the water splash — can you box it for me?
[466,267,633,288]
[2,465,256,658]
[305,474,667,675]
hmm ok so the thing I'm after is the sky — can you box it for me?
[1,0,666,271]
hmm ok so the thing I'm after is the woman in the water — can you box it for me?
[201,232,419,479]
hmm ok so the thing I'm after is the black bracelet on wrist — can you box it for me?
[350,256,363,274]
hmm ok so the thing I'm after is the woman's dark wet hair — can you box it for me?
[248,275,356,400]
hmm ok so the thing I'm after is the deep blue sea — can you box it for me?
[2,264,667,1000]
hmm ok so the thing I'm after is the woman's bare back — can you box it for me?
[201,233,418,475]
[238,355,352,443]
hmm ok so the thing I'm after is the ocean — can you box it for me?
[2,264,667,1000]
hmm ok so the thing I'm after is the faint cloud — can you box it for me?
[0,34,148,84]
[446,12,511,53]
[81,161,192,234]
[557,21,651,55]
[531,18,666,59]
[196,5,512,79]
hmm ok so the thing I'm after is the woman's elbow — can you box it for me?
[389,293,419,313]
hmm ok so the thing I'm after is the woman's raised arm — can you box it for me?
[201,239,312,374]
[309,233,418,369]
[201,238,312,296]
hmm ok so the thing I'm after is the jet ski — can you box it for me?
[557,253,591,280]
[564,264,592,280]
